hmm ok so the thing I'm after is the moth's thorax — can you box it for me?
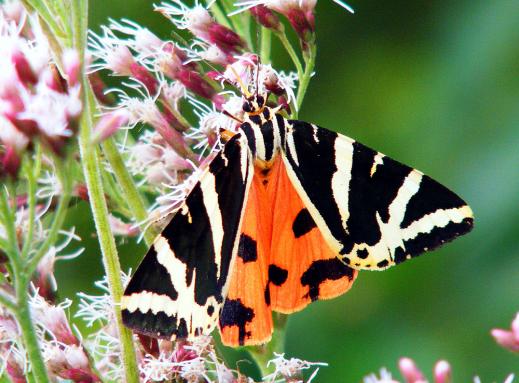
[240,106,286,169]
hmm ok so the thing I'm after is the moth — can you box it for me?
[121,89,473,347]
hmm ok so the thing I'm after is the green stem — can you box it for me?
[101,138,157,246]
[295,44,317,117]
[15,276,50,383]
[204,0,232,29]
[248,314,288,378]
[0,186,21,275]
[79,85,140,383]
[275,30,304,81]
[71,0,140,381]
[260,27,272,63]
[27,161,72,277]
[21,147,41,259]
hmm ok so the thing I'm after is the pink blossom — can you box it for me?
[491,312,519,353]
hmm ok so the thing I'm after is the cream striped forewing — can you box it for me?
[282,120,473,270]
[121,134,253,340]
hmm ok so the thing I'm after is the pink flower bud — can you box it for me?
[491,328,519,352]
[108,214,139,237]
[63,49,81,87]
[130,63,158,95]
[250,5,281,31]
[399,357,426,383]
[138,333,159,357]
[6,359,26,383]
[74,184,89,201]
[60,368,100,383]
[1,146,21,178]
[42,67,67,93]
[434,360,451,383]
[285,7,314,43]
[176,69,216,100]
[206,23,245,53]
[88,73,114,105]
[91,110,129,144]
[11,48,38,86]
[106,45,136,76]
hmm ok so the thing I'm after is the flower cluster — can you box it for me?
[0,4,82,178]
[88,1,301,221]
[364,357,515,383]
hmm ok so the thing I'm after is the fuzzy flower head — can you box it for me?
[264,353,327,383]
[157,1,245,53]
[0,7,82,162]
[233,0,353,45]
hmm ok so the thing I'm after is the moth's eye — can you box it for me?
[242,102,252,112]
[256,95,264,106]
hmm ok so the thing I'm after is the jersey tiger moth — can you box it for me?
[121,92,474,347]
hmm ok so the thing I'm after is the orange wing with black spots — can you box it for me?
[219,157,357,346]
[268,158,357,314]
[218,167,274,347]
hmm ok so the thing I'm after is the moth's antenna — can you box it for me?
[222,110,243,124]
[255,54,261,98]
[229,65,252,98]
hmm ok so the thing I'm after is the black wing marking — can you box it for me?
[282,119,473,270]
[122,134,253,340]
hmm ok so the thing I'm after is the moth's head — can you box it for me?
[242,93,267,115]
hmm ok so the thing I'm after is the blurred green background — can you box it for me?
[59,0,519,381]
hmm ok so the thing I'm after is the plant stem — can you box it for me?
[21,147,41,260]
[248,313,288,378]
[15,275,50,383]
[260,27,272,63]
[79,84,140,383]
[101,138,157,246]
[295,44,317,115]
[0,186,21,276]
[71,0,140,381]
[275,30,304,80]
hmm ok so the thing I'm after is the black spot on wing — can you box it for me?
[207,305,214,316]
[264,264,289,307]
[292,208,317,238]
[268,264,288,286]
[403,218,473,258]
[356,248,369,259]
[400,175,468,229]
[238,234,257,262]
[300,259,355,301]
[377,260,389,268]
[219,299,254,346]
[124,245,178,301]
[122,309,178,340]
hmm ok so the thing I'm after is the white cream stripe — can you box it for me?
[331,135,354,230]
[401,206,472,242]
[199,172,224,279]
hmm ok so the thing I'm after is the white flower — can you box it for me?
[364,368,398,383]
[264,352,327,383]
[156,1,214,34]
[88,26,136,74]
[108,18,163,58]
